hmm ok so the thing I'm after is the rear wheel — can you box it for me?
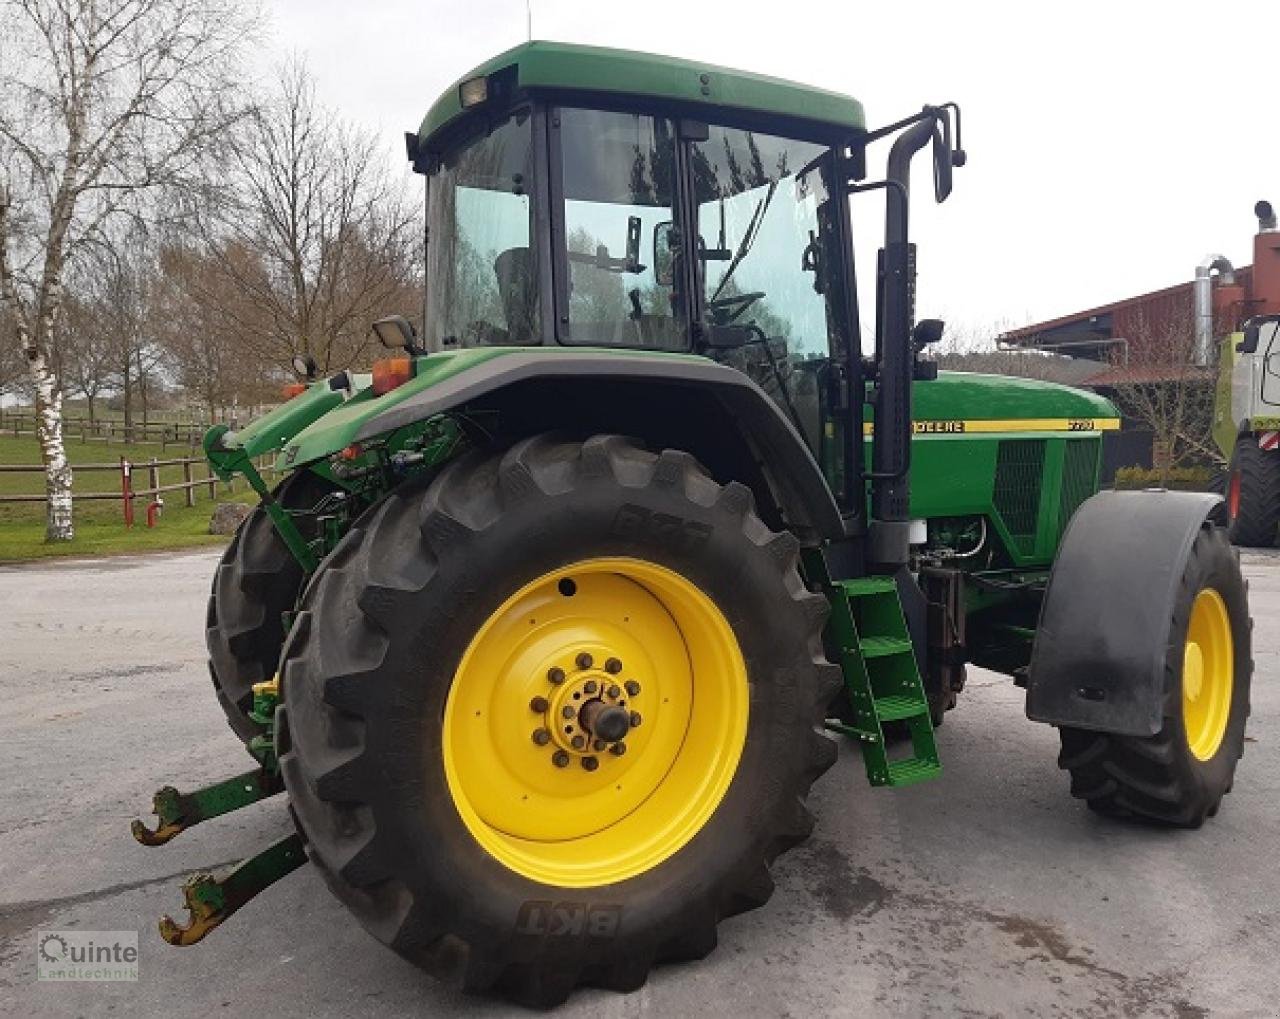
[206,470,333,745]
[278,435,838,1007]
[1226,434,1280,547]
[1057,525,1251,826]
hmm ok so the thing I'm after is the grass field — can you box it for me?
[0,434,255,562]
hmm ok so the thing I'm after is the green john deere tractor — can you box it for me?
[134,41,1253,1007]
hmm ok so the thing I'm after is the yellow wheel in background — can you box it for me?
[1182,588,1234,761]
[443,557,749,888]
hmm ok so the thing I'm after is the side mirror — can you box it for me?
[1241,321,1262,354]
[930,104,965,204]
[653,222,677,287]
[371,315,421,353]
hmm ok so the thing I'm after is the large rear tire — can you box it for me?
[1226,434,1280,547]
[278,435,839,1007]
[206,470,333,745]
[1057,525,1251,826]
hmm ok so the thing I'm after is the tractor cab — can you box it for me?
[408,42,962,542]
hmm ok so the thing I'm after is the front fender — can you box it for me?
[1026,489,1227,735]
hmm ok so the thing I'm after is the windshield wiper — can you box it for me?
[708,179,777,304]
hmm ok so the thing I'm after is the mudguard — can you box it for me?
[350,350,848,541]
[1026,489,1227,735]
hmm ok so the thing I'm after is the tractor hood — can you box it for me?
[868,371,1120,434]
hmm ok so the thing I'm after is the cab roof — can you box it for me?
[417,40,866,149]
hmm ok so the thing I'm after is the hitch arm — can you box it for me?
[131,767,284,846]
[159,833,307,946]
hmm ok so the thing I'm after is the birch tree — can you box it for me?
[0,0,256,541]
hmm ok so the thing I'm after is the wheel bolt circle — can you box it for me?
[630,711,642,728]
[530,696,549,713]
[604,657,623,674]
[548,667,565,685]
[576,652,594,670]
[552,750,570,768]
[624,680,640,696]
[532,728,550,746]
[610,741,627,756]
[582,756,599,771]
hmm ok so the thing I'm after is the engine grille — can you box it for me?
[1058,439,1099,541]
[993,439,1045,554]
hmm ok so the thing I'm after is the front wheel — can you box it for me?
[278,435,839,1007]
[1058,524,1251,826]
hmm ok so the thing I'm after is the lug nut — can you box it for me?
[530,696,549,713]
[610,742,627,756]
[582,756,599,771]
[604,657,623,674]
[532,728,550,746]
[625,680,640,696]
[607,684,621,699]
[552,750,570,768]
[576,652,594,670]
[630,711,642,728]
[571,734,586,750]
[562,705,575,719]
[548,667,565,685]
[584,680,598,695]
[593,738,607,752]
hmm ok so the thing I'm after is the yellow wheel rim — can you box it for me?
[442,557,749,887]
[1182,588,1234,761]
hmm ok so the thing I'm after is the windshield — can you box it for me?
[557,108,685,349]
[425,111,538,348]
[691,127,838,447]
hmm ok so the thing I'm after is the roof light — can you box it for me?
[281,382,306,401]
[459,75,488,108]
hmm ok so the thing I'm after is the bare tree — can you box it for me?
[1105,306,1218,478]
[0,0,257,541]
[57,292,117,420]
[192,62,419,376]
[155,241,274,421]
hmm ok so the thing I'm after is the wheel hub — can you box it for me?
[535,654,640,767]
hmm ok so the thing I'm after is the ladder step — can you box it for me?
[873,694,929,721]
[886,757,942,787]
[838,577,898,597]
[859,636,914,658]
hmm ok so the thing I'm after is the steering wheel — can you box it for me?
[707,290,767,324]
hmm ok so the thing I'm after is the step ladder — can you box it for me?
[823,576,941,787]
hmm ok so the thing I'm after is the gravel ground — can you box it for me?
[1,547,1277,1018]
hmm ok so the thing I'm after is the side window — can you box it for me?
[558,109,684,349]
[425,111,537,348]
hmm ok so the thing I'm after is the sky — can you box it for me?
[263,0,1280,343]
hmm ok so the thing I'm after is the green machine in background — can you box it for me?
[133,41,1251,1007]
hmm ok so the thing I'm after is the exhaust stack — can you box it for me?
[1254,199,1280,317]
[1193,254,1234,366]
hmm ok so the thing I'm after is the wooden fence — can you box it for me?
[0,410,209,448]
[0,454,279,526]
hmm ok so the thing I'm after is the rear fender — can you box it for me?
[340,350,849,543]
[1026,489,1226,735]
